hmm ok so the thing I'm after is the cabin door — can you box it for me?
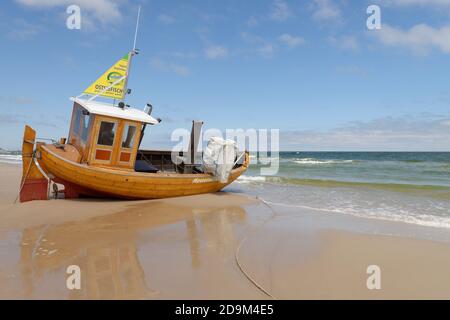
[113,121,140,168]
[91,117,119,166]
[90,117,140,168]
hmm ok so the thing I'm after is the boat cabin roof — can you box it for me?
[70,97,159,125]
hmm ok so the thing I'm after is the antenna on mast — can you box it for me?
[121,5,141,103]
[133,5,141,51]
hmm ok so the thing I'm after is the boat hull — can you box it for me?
[38,144,249,200]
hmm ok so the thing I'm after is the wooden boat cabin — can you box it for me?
[68,97,159,171]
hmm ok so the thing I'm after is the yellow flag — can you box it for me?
[83,53,130,100]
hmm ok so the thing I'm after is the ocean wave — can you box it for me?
[237,175,267,183]
[263,200,450,229]
[291,158,355,165]
[273,177,449,190]
[0,154,22,164]
[400,159,425,163]
[236,174,450,199]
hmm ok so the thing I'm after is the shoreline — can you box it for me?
[1,163,450,299]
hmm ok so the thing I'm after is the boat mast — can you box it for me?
[122,5,141,104]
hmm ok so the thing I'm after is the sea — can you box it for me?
[0,150,22,165]
[1,150,449,229]
[232,152,450,229]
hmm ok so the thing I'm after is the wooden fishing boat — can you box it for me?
[20,121,249,202]
[18,9,249,202]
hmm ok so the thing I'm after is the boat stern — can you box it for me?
[19,125,49,202]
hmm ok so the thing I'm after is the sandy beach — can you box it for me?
[1,163,450,299]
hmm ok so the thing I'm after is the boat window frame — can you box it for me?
[118,121,141,165]
[80,111,91,144]
[97,120,118,147]
[69,103,93,159]
[72,107,82,135]
[121,123,138,150]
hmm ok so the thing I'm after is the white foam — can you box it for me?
[237,175,267,183]
[293,158,354,165]
[0,154,22,164]
[264,200,450,229]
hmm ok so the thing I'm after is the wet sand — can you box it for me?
[1,163,450,299]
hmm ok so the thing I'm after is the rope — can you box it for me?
[138,150,152,164]
[233,151,246,167]
[234,195,279,299]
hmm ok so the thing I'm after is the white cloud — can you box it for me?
[169,64,190,76]
[312,0,341,22]
[170,51,197,59]
[204,45,228,59]
[381,0,450,6]
[150,58,190,76]
[240,32,276,57]
[280,115,450,151]
[373,23,450,55]
[270,0,291,21]
[247,16,259,27]
[278,33,305,48]
[15,0,123,25]
[8,19,44,40]
[258,44,275,56]
[0,95,36,105]
[328,35,359,51]
[158,14,176,25]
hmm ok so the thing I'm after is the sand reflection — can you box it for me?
[18,196,249,299]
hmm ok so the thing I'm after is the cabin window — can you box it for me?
[81,114,90,142]
[121,124,137,149]
[73,107,82,135]
[97,121,116,146]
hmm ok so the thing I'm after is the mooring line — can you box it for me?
[234,195,280,300]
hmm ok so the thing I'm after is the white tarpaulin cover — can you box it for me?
[203,137,237,183]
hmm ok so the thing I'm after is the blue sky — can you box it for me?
[0,0,450,151]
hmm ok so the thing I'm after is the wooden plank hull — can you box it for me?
[19,126,50,202]
[38,144,249,200]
